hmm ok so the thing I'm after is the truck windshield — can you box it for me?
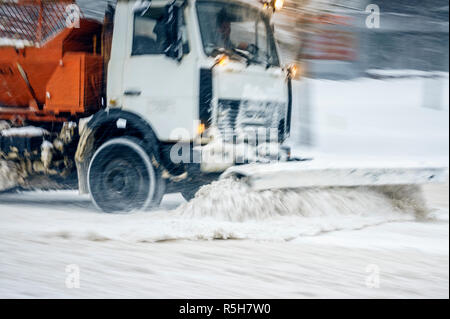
[196,1,280,67]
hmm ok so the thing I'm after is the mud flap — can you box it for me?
[0,160,20,192]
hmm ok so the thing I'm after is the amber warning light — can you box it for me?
[261,0,284,12]
[213,54,230,68]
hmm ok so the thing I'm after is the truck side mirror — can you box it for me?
[163,3,185,62]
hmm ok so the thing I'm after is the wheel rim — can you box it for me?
[88,139,156,213]
[103,159,142,201]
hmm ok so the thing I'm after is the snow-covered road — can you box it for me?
[0,75,448,299]
[0,182,448,299]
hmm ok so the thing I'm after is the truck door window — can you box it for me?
[132,8,167,56]
[133,7,189,57]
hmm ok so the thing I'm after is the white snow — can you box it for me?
[0,61,448,299]
[0,182,448,298]
[132,0,152,13]
[0,74,449,298]
[0,0,448,299]
[41,140,53,149]
[0,179,431,243]
[1,126,49,137]
[0,38,34,49]
[366,69,450,78]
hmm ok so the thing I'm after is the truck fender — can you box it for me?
[75,109,161,194]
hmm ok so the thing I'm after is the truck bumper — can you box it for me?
[197,142,291,173]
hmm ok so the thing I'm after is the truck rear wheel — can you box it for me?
[88,138,164,213]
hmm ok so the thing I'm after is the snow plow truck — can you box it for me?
[0,0,447,213]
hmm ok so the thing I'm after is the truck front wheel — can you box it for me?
[88,138,164,213]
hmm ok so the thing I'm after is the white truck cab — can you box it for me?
[107,0,291,143]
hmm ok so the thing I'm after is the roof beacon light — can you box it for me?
[274,0,284,11]
[261,0,284,12]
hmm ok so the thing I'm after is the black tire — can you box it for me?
[88,137,165,213]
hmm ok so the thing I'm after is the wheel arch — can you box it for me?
[75,109,162,194]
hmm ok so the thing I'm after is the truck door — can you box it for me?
[122,5,196,142]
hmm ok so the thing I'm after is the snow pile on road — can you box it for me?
[136,179,427,242]
[9,178,429,244]
[175,178,427,222]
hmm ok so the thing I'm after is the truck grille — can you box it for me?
[216,99,287,142]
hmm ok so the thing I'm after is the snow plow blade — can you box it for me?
[221,161,449,191]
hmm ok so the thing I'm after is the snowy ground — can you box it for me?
[0,181,448,299]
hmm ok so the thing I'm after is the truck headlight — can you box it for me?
[214,54,229,68]
[287,64,301,80]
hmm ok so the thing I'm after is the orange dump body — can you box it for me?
[0,1,104,123]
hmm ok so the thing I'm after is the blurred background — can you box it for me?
[272,0,449,161]
[75,0,449,161]
[275,0,449,76]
